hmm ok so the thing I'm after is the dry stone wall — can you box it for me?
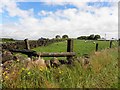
[2,39,64,50]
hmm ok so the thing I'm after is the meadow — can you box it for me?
[33,40,118,59]
[1,39,119,88]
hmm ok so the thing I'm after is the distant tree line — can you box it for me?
[55,34,101,40]
[77,34,101,40]
[1,38,15,42]
[1,34,101,42]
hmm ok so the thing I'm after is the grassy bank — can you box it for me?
[2,48,118,88]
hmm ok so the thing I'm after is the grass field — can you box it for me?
[33,40,118,59]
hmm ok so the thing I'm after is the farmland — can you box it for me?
[1,0,119,89]
[33,40,118,59]
[1,39,119,88]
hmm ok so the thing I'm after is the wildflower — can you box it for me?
[6,68,8,70]
[59,71,62,74]
[22,68,25,71]
[59,70,63,74]
[40,68,43,71]
[3,71,7,75]
[12,72,15,75]
[58,68,63,74]
[17,59,20,62]
[5,76,8,79]
[27,71,31,75]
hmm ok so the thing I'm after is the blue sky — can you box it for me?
[17,2,77,13]
[1,0,118,40]
[87,2,113,8]
[2,2,113,24]
[2,2,78,24]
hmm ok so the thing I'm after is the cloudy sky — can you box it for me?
[0,0,118,40]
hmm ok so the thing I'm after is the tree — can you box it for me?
[94,35,101,40]
[55,35,61,39]
[88,34,94,40]
[62,35,69,39]
[77,36,88,40]
[77,34,101,40]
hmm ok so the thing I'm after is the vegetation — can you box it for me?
[1,39,118,88]
[62,35,69,39]
[77,34,101,40]
[33,40,118,58]
[55,35,61,39]
[1,48,118,88]
[94,35,101,40]
[1,38,15,42]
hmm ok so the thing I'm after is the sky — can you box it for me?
[0,0,118,40]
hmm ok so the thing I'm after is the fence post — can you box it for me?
[24,39,30,50]
[96,43,98,51]
[110,40,112,48]
[67,39,73,64]
[118,38,120,46]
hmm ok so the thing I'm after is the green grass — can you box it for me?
[2,48,118,88]
[1,40,118,88]
[33,40,118,59]
[33,41,67,52]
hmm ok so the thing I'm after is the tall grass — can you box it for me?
[2,48,118,88]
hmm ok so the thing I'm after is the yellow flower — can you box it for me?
[59,71,62,74]
[5,76,8,79]
[12,72,15,74]
[3,72,5,75]
[17,59,20,62]
[59,70,63,74]
[3,71,7,75]
[27,71,31,75]
[22,68,25,71]
[6,68,8,70]
[40,68,43,71]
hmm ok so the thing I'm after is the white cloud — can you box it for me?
[1,0,118,40]
[38,10,53,16]
[1,0,34,18]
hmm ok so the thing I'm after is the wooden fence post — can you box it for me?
[24,39,30,50]
[110,40,112,48]
[118,38,120,46]
[67,39,73,52]
[96,43,98,51]
[67,39,73,64]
